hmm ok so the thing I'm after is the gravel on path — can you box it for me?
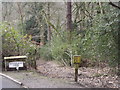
[2,71,83,88]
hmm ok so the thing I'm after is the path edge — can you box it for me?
[0,72,29,88]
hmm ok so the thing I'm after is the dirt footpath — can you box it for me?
[36,60,119,88]
[2,60,118,88]
[3,71,83,88]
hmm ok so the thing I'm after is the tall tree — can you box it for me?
[66,0,72,43]
[17,2,24,35]
[47,3,51,42]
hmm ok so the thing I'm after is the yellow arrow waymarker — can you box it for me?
[73,55,81,64]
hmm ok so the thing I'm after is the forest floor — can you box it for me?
[3,70,83,88]
[36,59,119,88]
[2,59,119,88]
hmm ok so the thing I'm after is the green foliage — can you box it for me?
[39,44,53,60]
[1,22,39,68]
[79,5,119,66]
[40,3,119,67]
[40,30,82,65]
[24,3,48,44]
[2,2,119,68]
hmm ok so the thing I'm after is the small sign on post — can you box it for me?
[73,55,81,82]
[9,61,24,70]
[4,56,27,71]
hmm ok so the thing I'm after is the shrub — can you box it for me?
[1,22,39,68]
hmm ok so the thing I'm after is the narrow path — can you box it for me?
[3,71,83,88]
[1,75,23,88]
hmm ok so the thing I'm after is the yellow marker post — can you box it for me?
[73,55,81,82]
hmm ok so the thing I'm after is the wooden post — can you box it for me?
[73,55,81,82]
[5,60,7,71]
[75,68,78,82]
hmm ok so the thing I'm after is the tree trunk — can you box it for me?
[118,1,120,77]
[47,3,51,42]
[67,0,72,43]
[17,3,24,35]
[67,1,72,32]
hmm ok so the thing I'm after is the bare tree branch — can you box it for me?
[109,2,120,9]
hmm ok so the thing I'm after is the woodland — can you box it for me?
[1,2,119,75]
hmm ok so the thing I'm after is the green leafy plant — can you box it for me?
[1,22,39,68]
